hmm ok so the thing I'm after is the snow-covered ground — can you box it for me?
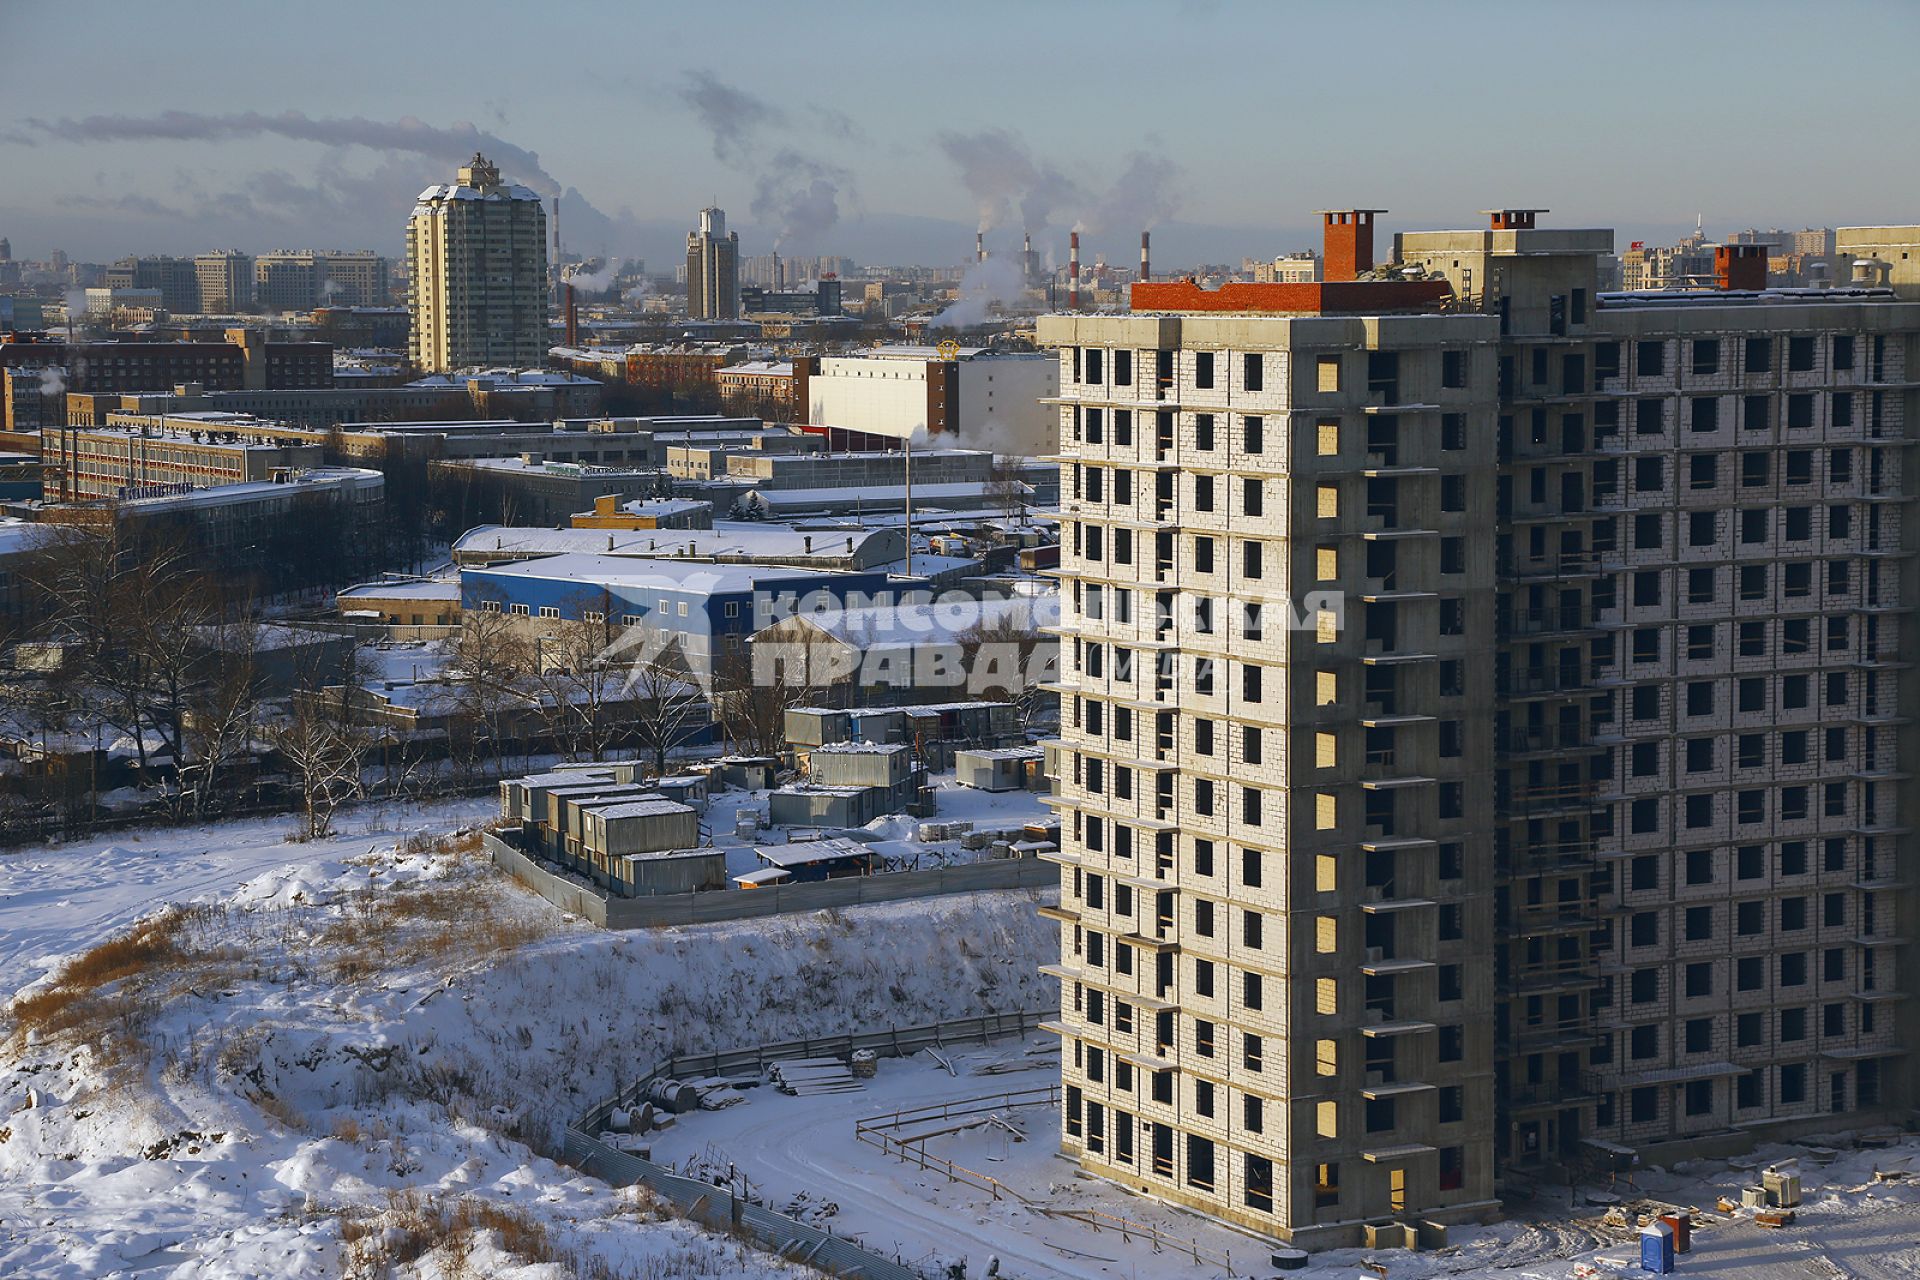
[7,797,1919,1280]
[0,795,495,997]
[649,1038,1920,1280]
[0,813,1053,1278]
[645,1036,1244,1280]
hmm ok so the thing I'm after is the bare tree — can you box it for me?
[178,610,265,818]
[525,598,635,763]
[445,597,540,778]
[988,454,1031,526]
[607,624,709,777]
[956,610,1057,731]
[269,640,377,840]
[712,642,807,758]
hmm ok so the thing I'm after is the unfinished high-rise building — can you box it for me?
[1037,209,1919,1247]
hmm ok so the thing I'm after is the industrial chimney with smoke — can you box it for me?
[976,231,986,265]
[1023,232,1036,288]
[1140,231,1150,283]
[1069,231,1080,311]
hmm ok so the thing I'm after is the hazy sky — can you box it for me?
[4,0,1916,269]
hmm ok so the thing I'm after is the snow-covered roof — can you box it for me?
[453,522,890,563]
[752,837,876,867]
[465,552,859,595]
[775,594,1056,647]
[414,183,541,203]
[337,578,461,602]
[405,368,599,389]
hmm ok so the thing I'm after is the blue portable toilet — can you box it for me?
[1640,1219,1676,1274]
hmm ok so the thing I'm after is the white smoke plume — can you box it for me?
[38,368,66,397]
[1079,150,1181,237]
[936,129,1082,234]
[63,288,88,332]
[678,72,784,164]
[19,110,567,197]
[565,258,622,293]
[751,152,848,251]
[931,257,1024,330]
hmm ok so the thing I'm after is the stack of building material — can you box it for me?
[768,1056,863,1095]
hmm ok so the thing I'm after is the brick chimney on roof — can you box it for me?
[1320,209,1385,282]
[1715,244,1768,291]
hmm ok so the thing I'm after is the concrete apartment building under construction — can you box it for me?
[1036,209,1920,1247]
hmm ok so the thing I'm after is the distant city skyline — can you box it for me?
[3,0,1915,267]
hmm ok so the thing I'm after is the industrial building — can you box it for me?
[1036,209,1920,1247]
[41,417,326,501]
[406,155,550,372]
[804,346,1058,453]
[459,551,898,672]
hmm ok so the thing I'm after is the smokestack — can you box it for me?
[976,231,986,265]
[1140,231,1150,283]
[1023,232,1034,286]
[1069,231,1080,311]
[565,283,579,347]
[775,251,784,292]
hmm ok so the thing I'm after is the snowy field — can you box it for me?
[0,805,1053,1278]
[0,795,495,996]
[645,1036,1244,1280]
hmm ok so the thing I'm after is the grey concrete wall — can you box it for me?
[486,830,1052,928]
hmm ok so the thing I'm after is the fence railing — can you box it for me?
[852,1083,1240,1272]
[567,1010,1052,1280]
[486,831,1057,930]
[562,1127,926,1280]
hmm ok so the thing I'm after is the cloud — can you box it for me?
[678,71,784,163]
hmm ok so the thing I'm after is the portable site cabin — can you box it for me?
[654,774,710,810]
[783,706,851,748]
[767,783,885,828]
[807,742,914,790]
[528,782,648,858]
[704,755,779,791]
[550,785,659,865]
[581,797,700,864]
[954,746,1046,791]
[902,700,1019,745]
[848,708,907,744]
[613,847,728,896]
[501,767,620,826]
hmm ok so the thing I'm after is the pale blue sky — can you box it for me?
[3,0,1915,267]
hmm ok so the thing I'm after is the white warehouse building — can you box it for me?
[805,346,1058,454]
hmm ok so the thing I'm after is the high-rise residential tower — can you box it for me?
[405,154,549,372]
[194,250,254,313]
[1038,209,1920,1248]
[686,206,741,321]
